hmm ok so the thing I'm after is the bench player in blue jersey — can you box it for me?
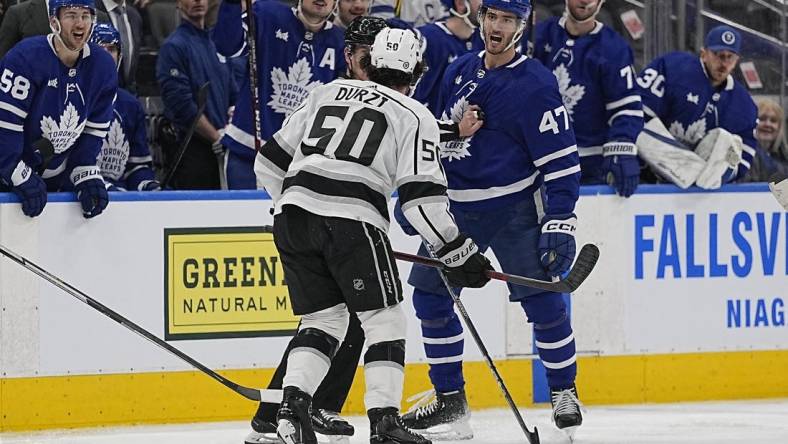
[0,0,117,218]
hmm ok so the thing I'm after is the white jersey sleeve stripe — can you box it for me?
[226,123,256,150]
[85,120,110,129]
[84,128,108,138]
[0,120,23,132]
[0,101,27,118]
[607,109,644,126]
[605,95,641,110]
[447,171,539,202]
[128,155,153,163]
[543,164,581,182]
[533,144,578,167]
[642,105,657,118]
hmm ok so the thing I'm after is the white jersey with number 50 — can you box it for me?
[255,78,459,250]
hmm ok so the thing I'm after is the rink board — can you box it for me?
[1,185,787,431]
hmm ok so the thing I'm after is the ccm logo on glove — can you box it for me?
[543,220,577,234]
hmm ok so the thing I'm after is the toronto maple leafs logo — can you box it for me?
[97,118,129,180]
[267,58,323,117]
[669,118,708,145]
[553,64,585,119]
[40,102,85,154]
[440,97,472,162]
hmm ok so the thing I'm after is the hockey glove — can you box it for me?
[71,166,109,218]
[138,180,161,191]
[435,234,493,288]
[539,214,577,277]
[4,160,47,217]
[602,142,639,198]
[393,199,418,236]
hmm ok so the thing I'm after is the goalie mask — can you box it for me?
[48,0,97,53]
[478,0,531,52]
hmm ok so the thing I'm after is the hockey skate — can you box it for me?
[277,387,317,444]
[244,416,279,444]
[311,408,354,444]
[401,389,472,440]
[550,385,585,441]
[370,407,432,444]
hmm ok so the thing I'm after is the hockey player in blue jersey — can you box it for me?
[413,0,484,112]
[89,23,159,192]
[635,25,758,189]
[533,0,643,197]
[213,0,346,189]
[0,0,117,218]
[398,0,583,439]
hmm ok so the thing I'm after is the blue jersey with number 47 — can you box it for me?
[436,51,580,216]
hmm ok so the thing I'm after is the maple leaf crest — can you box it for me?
[97,119,129,180]
[39,102,85,154]
[553,64,585,119]
[669,118,707,146]
[439,97,472,162]
[267,58,323,117]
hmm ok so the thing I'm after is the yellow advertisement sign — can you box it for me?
[164,226,299,340]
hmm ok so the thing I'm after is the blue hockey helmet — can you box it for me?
[480,0,532,20]
[48,0,97,17]
[90,22,121,51]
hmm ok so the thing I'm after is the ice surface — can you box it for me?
[2,399,787,444]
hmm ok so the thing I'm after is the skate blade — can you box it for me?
[415,419,473,441]
[277,419,299,444]
[244,430,280,444]
[316,434,350,444]
[560,425,579,442]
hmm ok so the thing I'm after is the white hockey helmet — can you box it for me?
[370,28,421,74]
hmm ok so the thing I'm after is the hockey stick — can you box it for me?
[768,172,788,211]
[161,81,210,189]
[0,243,282,404]
[394,243,600,293]
[422,241,540,444]
[243,0,263,153]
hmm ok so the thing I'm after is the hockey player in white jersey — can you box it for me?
[0,0,117,218]
[90,23,159,191]
[636,25,758,189]
[533,0,643,197]
[255,27,494,444]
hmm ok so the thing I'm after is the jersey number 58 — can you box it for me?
[0,69,31,101]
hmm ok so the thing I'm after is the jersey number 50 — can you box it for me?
[0,69,31,101]
[302,105,388,166]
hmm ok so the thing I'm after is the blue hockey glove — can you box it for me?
[393,199,418,236]
[71,166,109,218]
[4,160,47,217]
[602,142,639,198]
[138,180,161,191]
[435,234,493,288]
[539,214,577,277]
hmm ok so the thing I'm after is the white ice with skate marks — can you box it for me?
[3,399,788,444]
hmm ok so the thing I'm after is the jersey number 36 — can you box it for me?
[0,69,31,101]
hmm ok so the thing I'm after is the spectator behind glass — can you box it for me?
[742,98,788,182]
[156,0,237,189]
[0,0,110,59]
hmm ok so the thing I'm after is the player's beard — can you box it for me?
[568,1,599,23]
[484,30,513,55]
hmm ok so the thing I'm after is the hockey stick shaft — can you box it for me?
[243,0,263,153]
[161,82,210,189]
[394,243,599,294]
[0,244,281,404]
[423,242,540,444]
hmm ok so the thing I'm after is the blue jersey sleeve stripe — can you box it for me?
[543,164,581,182]
[0,101,27,118]
[608,109,644,126]
[605,95,641,110]
[0,120,24,132]
[533,144,577,167]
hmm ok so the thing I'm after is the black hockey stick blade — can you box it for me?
[0,243,282,404]
[161,81,211,189]
[393,243,599,293]
[33,138,55,174]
